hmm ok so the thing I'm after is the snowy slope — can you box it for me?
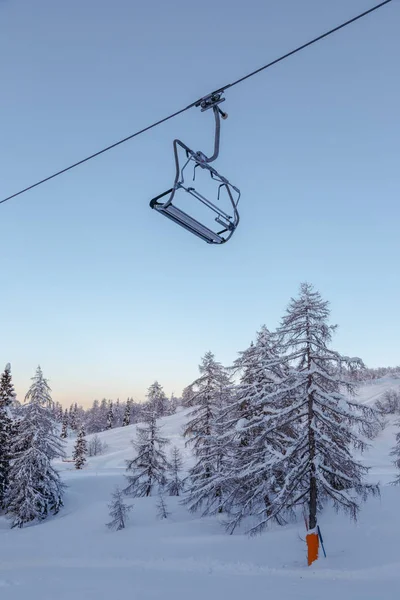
[1,384,400,600]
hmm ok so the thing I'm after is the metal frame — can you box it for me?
[150,95,240,245]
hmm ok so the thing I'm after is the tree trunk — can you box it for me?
[306,313,317,530]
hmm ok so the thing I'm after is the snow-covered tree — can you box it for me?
[0,364,15,508]
[0,363,16,415]
[376,388,400,415]
[244,283,379,535]
[166,446,185,496]
[124,409,169,497]
[168,393,178,415]
[54,402,64,423]
[106,401,114,430]
[106,486,132,531]
[113,399,123,427]
[156,490,170,519]
[87,434,108,457]
[181,384,193,408]
[73,425,87,469]
[61,409,69,439]
[5,367,65,527]
[123,400,131,426]
[25,366,54,409]
[147,381,168,418]
[68,403,79,432]
[0,404,11,509]
[390,419,400,485]
[222,327,295,532]
[182,352,233,515]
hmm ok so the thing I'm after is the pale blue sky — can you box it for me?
[1,0,399,406]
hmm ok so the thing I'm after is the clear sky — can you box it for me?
[1,0,399,407]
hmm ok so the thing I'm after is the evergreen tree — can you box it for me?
[61,409,69,439]
[0,404,11,509]
[113,399,123,427]
[123,399,131,426]
[390,419,400,485]
[99,399,109,430]
[23,366,54,410]
[107,486,132,531]
[72,403,79,431]
[147,381,168,417]
[0,364,15,509]
[86,399,103,433]
[223,327,294,532]
[182,352,233,515]
[53,402,64,423]
[168,394,178,415]
[244,284,379,535]
[156,490,170,519]
[181,384,194,408]
[106,401,114,429]
[124,409,170,497]
[5,366,65,527]
[166,446,185,496]
[73,425,88,469]
[0,363,16,415]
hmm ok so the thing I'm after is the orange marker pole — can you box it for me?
[306,528,319,566]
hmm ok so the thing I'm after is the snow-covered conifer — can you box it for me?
[73,425,87,469]
[244,284,379,535]
[181,384,193,408]
[5,367,65,527]
[146,381,168,417]
[182,352,233,515]
[113,399,123,427]
[156,490,170,519]
[223,327,294,532]
[61,409,69,439]
[123,400,131,426]
[168,394,178,415]
[124,409,169,497]
[0,364,15,508]
[106,486,132,531]
[0,363,16,415]
[166,446,185,496]
[106,401,114,429]
[390,419,400,485]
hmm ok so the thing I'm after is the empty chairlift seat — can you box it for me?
[149,93,240,245]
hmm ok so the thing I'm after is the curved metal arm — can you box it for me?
[203,106,221,164]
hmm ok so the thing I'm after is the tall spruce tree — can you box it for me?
[107,486,132,531]
[390,420,400,485]
[106,401,114,430]
[166,446,185,497]
[5,366,65,527]
[223,327,295,532]
[73,425,88,469]
[245,284,379,535]
[0,363,15,509]
[146,381,168,417]
[182,352,233,515]
[124,409,170,497]
[123,400,131,426]
[61,409,69,439]
[0,363,16,415]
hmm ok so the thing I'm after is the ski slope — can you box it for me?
[1,379,400,600]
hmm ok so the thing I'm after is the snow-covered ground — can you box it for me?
[1,380,400,599]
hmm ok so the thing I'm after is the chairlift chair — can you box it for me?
[150,93,240,244]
